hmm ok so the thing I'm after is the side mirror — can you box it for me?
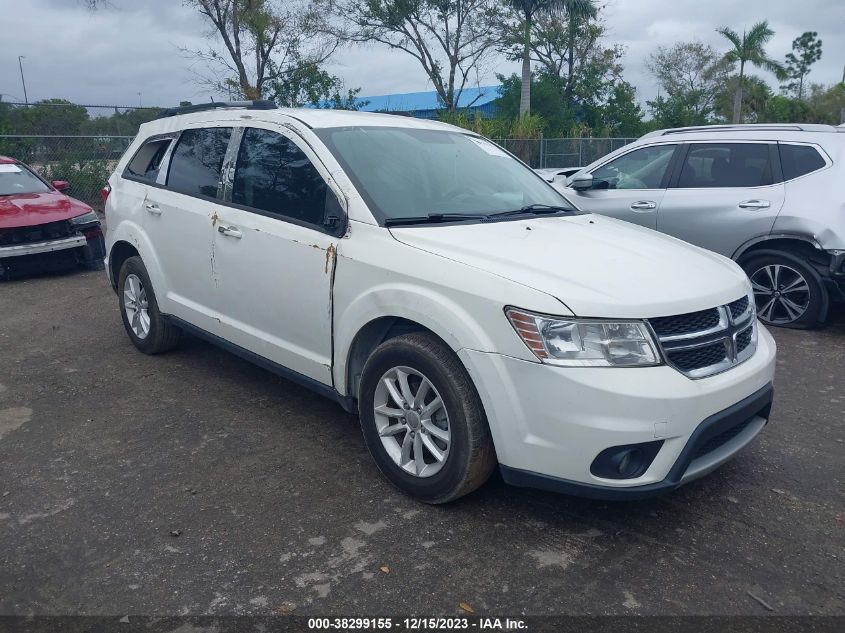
[323,188,347,237]
[52,180,70,192]
[569,174,594,191]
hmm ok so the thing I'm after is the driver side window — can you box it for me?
[591,144,676,190]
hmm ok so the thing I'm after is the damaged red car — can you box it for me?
[0,155,105,280]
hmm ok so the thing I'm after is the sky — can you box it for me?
[0,0,843,109]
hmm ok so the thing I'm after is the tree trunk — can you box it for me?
[732,62,745,123]
[565,12,576,103]
[519,15,531,117]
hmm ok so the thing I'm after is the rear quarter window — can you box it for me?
[778,144,827,181]
[124,137,174,183]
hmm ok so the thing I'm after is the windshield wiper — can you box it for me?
[384,213,484,227]
[484,204,575,220]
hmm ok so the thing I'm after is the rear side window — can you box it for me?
[167,127,232,198]
[676,143,773,188]
[232,127,327,227]
[779,144,826,181]
[125,137,173,183]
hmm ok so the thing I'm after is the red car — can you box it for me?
[0,155,105,280]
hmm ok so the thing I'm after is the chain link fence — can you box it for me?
[0,135,134,209]
[493,137,637,169]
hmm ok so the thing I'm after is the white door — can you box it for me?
[210,125,342,386]
[571,143,679,229]
[658,142,785,257]
[141,126,233,332]
[141,125,233,331]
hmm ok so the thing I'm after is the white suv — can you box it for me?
[104,102,776,503]
[565,124,845,329]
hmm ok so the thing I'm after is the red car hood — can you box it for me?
[0,192,93,229]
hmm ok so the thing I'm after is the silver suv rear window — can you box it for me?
[778,144,826,181]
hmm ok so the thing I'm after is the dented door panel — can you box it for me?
[210,208,337,385]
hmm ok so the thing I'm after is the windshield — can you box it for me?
[0,163,51,196]
[314,126,578,224]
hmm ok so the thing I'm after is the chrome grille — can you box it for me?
[649,296,757,379]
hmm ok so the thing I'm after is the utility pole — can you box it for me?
[18,56,28,105]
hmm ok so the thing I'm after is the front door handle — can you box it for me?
[630,200,657,212]
[738,199,771,209]
[144,203,162,215]
[217,224,242,239]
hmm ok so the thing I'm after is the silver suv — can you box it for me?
[565,124,845,329]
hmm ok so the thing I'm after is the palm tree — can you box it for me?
[717,21,786,123]
[509,0,596,117]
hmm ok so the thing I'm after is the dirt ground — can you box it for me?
[0,270,843,616]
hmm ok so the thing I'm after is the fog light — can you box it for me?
[590,441,663,480]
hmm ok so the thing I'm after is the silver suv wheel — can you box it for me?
[123,273,151,339]
[373,366,451,478]
[750,264,811,325]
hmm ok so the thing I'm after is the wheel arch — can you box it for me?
[734,235,827,264]
[108,240,139,291]
[343,316,451,403]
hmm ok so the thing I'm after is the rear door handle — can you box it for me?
[217,224,242,239]
[630,201,657,212]
[738,199,771,209]
[144,203,162,215]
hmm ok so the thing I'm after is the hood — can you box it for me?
[389,214,749,319]
[0,192,93,230]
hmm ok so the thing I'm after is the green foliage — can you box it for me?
[647,41,732,124]
[39,157,112,208]
[269,61,366,110]
[782,32,823,99]
[717,20,786,122]
[598,82,646,137]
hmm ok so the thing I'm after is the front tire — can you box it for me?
[742,251,826,329]
[118,256,181,354]
[358,332,496,504]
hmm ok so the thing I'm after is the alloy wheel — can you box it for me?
[750,264,811,325]
[123,273,151,339]
[373,366,451,478]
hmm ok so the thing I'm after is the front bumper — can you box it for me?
[0,228,105,278]
[458,324,777,498]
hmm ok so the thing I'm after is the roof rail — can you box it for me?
[158,100,278,118]
[654,123,837,136]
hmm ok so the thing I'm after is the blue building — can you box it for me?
[353,85,501,119]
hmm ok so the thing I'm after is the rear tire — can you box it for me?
[742,251,825,329]
[358,332,497,504]
[118,256,181,354]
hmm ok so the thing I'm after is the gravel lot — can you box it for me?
[1,270,843,616]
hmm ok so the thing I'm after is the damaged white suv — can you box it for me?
[104,102,776,503]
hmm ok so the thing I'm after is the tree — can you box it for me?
[504,6,619,109]
[269,61,365,109]
[717,21,786,123]
[319,0,501,111]
[715,75,772,123]
[599,82,645,137]
[505,0,596,117]
[782,31,823,100]
[183,0,337,100]
[647,41,733,124]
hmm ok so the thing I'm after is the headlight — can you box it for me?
[69,210,99,226]
[506,308,662,367]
